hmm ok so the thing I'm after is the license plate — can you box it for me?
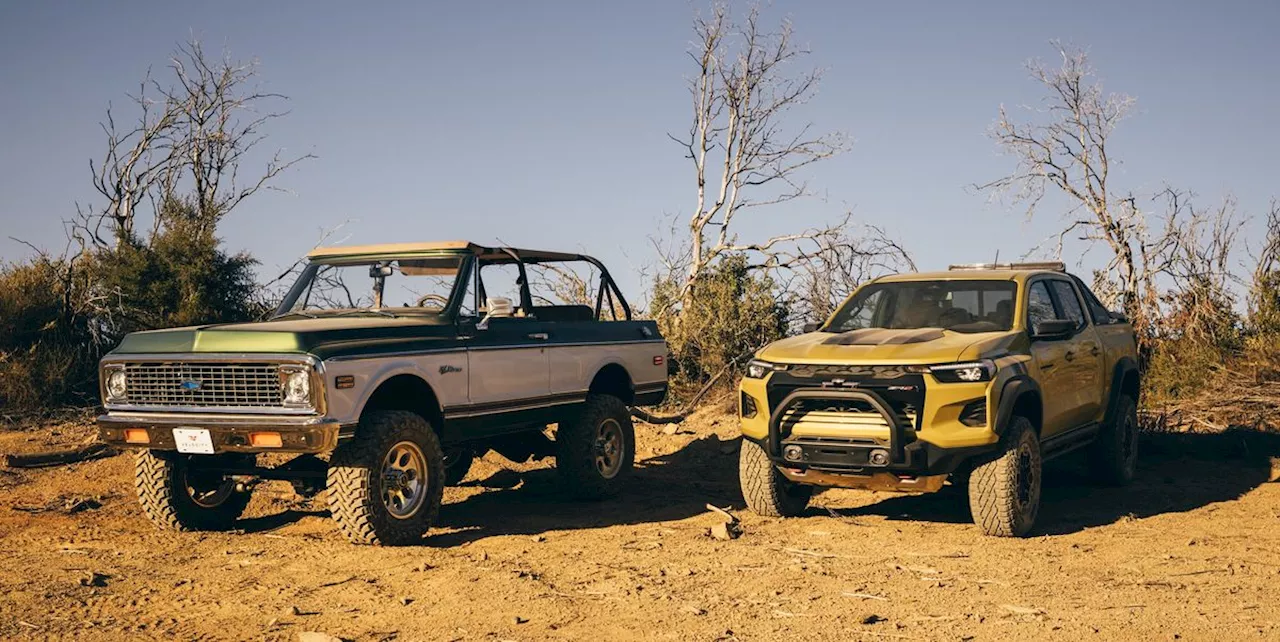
[172,428,215,454]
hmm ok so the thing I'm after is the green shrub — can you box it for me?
[0,202,260,415]
[92,216,260,340]
[651,254,788,393]
[0,256,97,411]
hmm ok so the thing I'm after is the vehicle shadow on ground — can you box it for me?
[830,427,1280,536]
[237,508,330,534]
[424,433,743,547]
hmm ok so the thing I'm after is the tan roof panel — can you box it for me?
[307,241,476,258]
[306,241,592,264]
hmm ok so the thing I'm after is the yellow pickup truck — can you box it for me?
[737,262,1140,537]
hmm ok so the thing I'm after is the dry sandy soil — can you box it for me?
[2,410,1279,642]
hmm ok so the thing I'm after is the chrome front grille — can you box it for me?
[122,362,284,409]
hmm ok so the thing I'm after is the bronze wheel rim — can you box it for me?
[381,441,428,520]
[593,419,625,480]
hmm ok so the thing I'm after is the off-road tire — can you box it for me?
[134,450,251,532]
[556,394,635,500]
[327,410,444,546]
[443,447,476,486]
[1088,394,1138,486]
[968,417,1041,537]
[739,439,812,517]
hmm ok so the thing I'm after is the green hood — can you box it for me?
[111,315,459,360]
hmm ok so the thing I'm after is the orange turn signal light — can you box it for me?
[249,432,283,448]
[124,428,150,444]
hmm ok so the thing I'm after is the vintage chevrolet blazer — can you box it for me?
[98,241,668,545]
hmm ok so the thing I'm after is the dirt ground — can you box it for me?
[2,410,1280,642]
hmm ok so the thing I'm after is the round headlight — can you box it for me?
[283,370,311,405]
[106,370,127,401]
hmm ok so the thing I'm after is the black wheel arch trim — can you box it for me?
[995,375,1043,435]
[1102,356,1140,426]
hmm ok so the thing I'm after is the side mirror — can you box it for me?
[1030,319,1076,341]
[802,322,821,333]
[1109,310,1129,323]
[475,297,514,331]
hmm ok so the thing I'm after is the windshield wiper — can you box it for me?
[334,307,399,318]
[272,310,317,320]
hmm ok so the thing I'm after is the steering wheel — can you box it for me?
[938,307,970,327]
[414,293,449,309]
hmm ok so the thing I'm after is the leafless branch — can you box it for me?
[668,3,850,310]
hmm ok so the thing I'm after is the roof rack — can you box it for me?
[948,262,1066,272]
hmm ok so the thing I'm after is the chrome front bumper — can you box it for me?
[98,412,350,454]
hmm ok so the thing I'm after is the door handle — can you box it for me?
[1041,362,1056,370]
[1090,346,1100,357]
[1064,351,1075,362]
[527,332,549,340]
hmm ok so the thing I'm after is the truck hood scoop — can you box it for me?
[821,328,946,346]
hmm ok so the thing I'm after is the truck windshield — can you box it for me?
[826,280,1018,334]
[274,256,464,317]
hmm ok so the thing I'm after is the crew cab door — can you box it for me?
[1047,280,1105,426]
[1026,280,1074,437]
[1026,277,1104,437]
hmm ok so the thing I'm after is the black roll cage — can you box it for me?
[272,245,633,323]
[470,248,632,321]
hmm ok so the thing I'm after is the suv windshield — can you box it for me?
[826,280,1018,334]
[275,256,465,317]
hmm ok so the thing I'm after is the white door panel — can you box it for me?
[550,342,667,395]
[467,347,549,404]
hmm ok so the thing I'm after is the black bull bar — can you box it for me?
[766,388,909,469]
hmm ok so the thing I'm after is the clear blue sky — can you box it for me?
[1,1,1276,301]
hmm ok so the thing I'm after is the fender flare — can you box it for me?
[1101,356,1140,426]
[347,362,445,424]
[994,375,1042,435]
[587,360,635,401]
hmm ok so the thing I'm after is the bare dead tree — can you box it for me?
[1161,191,1244,345]
[74,39,313,249]
[82,72,180,246]
[979,43,1177,339]
[781,222,916,322]
[1248,199,1280,334]
[527,262,595,307]
[664,3,849,311]
[159,40,314,235]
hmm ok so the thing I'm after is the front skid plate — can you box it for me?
[780,467,948,493]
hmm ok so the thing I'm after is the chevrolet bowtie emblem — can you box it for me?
[821,378,856,388]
